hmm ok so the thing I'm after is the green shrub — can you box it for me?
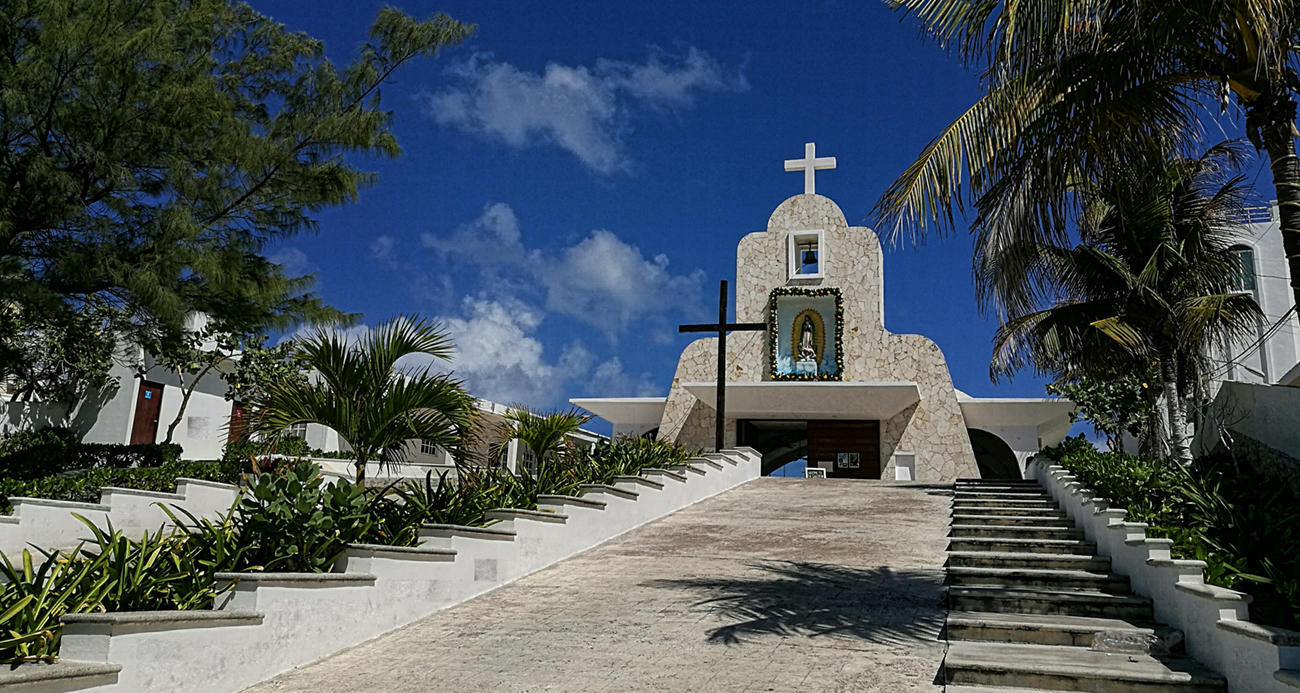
[0,427,78,479]
[73,515,225,612]
[384,470,483,532]
[76,442,183,470]
[0,546,110,664]
[309,448,355,460]
[0,435,701,664]
[0,516,237,665]
[221,436,310,463]
[1043,436,1300,629]
[0,460,243,513]
[0,426,185,481]
[228,461,375,572]
[570,437,693,484]
[373,437,698,530]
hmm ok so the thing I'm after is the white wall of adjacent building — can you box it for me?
[3,340,604,468]
[1196,204,1300,463]
[1212,204,1300,387]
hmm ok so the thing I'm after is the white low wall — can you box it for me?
[310,457,456,484]
[1029,457,1300,692]
[0,478,240,559]
[15,448,761,693]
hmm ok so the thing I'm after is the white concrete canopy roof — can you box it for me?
[954,390,1075,429]
[569,397,667,427]
[680,381,921,420]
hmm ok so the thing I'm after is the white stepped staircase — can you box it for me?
[943,478,1227,693]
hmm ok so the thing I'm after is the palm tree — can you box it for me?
[987,144,1262,463]
[494,407,592,474]
[248,316,477,485]
[876,0,1300,313]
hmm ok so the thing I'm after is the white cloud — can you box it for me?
[278,297,662,410]
[539,229,705,332]
[370,235,395,261]
[437,296,664,407]
[599,47,749,109]
[438,295,562,406]
[269,246,312,276]
[588,357,659,397]
[421,202,526,264]
[421,203,705,337]
[425,47,747,174]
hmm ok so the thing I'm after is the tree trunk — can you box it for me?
[1255,93,1300,316]
[162,380,193,445]
[1160,358,1193,466]
[162,361,221,445]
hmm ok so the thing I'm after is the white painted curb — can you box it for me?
[17,448,761,693]
[1028,456,1300,692]
[1,478,240,558]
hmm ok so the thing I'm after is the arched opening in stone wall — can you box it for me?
[740,419,881,478]
[967,428,1022,479]
[737,421,810,476]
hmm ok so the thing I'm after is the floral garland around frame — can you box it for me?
[768,286,844,381]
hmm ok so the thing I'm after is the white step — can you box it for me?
[947,610,1170,648]
[945,641,1225,692]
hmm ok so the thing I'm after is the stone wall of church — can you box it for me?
[657,193,979,481]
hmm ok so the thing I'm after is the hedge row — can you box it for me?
[0,427,182,481]
[1042,435,1300,629]
[2,438,698,664]
[0,460,244,513]
[221,438,355,462]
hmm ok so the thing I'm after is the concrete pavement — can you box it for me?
[244,478,951,692]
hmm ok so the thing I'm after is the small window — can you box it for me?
[285,422,308,440]
[519,447,539,477]
[1230,246,1256,292]
[787,230,824,280]
[420,439,438,456]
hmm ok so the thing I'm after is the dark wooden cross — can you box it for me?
[678,279,767,451]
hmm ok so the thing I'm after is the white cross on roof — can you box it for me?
[784,142,836,195]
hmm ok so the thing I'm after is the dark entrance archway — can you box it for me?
[739,419,882,478]
[967,428,1022,479]
[737,421,809,475]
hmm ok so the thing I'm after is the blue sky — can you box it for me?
[247,1,1266,433]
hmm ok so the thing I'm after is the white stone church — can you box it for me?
[573,144,1075,481]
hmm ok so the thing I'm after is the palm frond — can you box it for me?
[245,315,473,483]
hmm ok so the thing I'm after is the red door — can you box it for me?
[130,381,165,445]
[228,402,248,444]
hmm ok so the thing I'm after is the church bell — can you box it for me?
[801,247,818,265]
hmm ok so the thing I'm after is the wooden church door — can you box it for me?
[807,420,881,479]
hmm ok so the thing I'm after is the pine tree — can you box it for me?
[0,0,474,398]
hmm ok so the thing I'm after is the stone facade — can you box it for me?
[657,193,979,481]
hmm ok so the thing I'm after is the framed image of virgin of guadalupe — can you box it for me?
[768,287,843,381]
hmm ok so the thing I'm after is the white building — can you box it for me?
[1,333,602,472]
[1195,204,1300,483]
[1212,204,1300,388]
[573,144,1075,480]
[0,339,237,460]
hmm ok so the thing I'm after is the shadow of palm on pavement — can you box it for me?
[644,560,945,647]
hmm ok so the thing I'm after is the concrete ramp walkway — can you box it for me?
[245,479,951,692]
